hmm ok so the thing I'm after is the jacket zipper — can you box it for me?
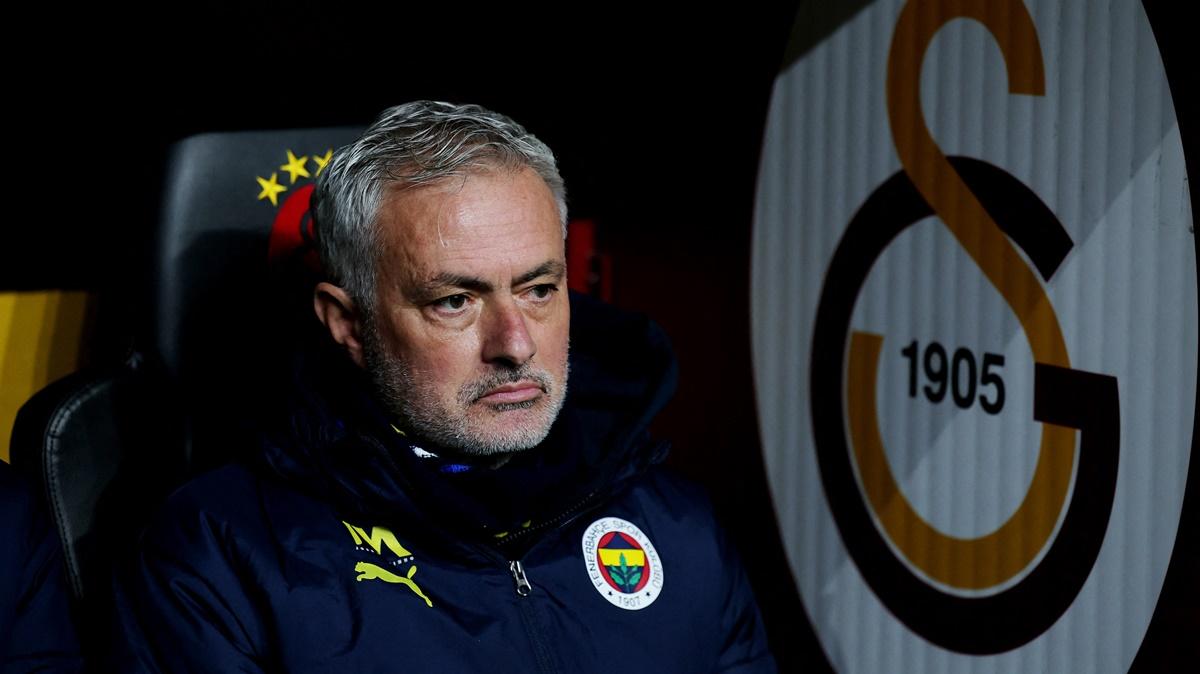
[507,559,558,672]
[497,437,671,550]
[508,560,532,597]
[493,488,602,552]
[499,497,601,673]
[493,442,667,672]
[496,466,653,594]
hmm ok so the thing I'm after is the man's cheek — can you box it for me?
[420,346,470,379]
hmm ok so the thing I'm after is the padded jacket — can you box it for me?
[112,294,775,673]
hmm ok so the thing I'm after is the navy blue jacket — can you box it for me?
[0,460,83,673]
[113,295,775,673]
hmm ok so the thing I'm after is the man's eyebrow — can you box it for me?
[419,260,566,297]
[513,260,566,287]
[421,272,494,295]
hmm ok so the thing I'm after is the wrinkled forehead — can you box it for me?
[373,167,564,286]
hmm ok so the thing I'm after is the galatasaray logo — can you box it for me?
[752,0,1195,668]
[256,147,335,270]
[581,517,663,610]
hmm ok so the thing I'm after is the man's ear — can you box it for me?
[314,282,366,368]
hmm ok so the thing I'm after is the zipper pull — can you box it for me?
[509,560,532,597]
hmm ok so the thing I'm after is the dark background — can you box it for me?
[4,2,819,668]
[4,2,1196,671]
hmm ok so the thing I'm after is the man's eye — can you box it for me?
[433,294,470,312]
[527,284,558,301]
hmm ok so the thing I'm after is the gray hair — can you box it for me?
[311,100,568,311]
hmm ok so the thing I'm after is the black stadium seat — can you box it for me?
[8,126,362,658]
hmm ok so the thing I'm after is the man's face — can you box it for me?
[361,167,570,456]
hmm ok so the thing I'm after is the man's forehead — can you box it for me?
[381,168,552,228]
[373,167,563,289]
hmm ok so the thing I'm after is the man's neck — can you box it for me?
[391,423,521,471]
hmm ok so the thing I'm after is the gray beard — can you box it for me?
[360,320,568,457]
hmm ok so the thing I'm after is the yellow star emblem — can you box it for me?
[256,173,287,206]
[280,150,310,184]
[313,149,333,176]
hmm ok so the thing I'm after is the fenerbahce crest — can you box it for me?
[582,518,663,610]
[752,0,1194,670]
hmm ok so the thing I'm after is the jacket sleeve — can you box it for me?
[0,466,84,673]
[111,502,271,674]
[711,512,777,674]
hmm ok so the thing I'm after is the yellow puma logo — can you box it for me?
[354,561,433,608]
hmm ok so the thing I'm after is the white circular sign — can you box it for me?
[751,0,1194,670]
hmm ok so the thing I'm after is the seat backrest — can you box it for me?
[149,129,362,469]
[10,352,184,601]
[152,128,361,378]
[8,126,362,616]
[149,130,360,467]
[9,351,187,664]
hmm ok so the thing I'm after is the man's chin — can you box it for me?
[449,403,558,456]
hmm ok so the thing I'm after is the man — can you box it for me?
[114,101,775,673]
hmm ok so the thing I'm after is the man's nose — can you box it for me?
[481,299,537,366]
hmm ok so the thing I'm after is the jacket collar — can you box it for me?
[256,291,678,554]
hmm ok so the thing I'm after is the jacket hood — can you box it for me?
[256,291,678,554]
